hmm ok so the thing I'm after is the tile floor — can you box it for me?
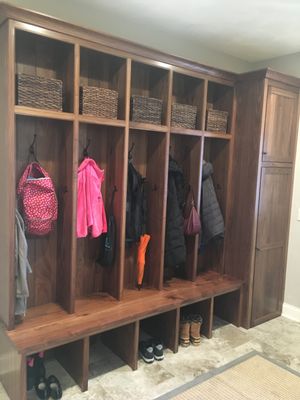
[1,316,300,399]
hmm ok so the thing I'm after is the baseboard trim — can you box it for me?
[282,303,300,322]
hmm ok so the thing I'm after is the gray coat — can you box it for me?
[15,209,31,316]
[201,161,225,243]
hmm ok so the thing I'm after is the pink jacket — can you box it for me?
[77,158,107,238]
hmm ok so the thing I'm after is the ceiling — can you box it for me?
[76,0,300,62]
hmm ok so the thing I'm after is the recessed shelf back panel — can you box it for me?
[15,116,74,310]
[76,124,125,300]
[15,30,74,113]
[80,48,127,120]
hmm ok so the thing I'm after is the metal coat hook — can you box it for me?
[83,138,91,158]
[29,134,39,163]
[128,142,135,160]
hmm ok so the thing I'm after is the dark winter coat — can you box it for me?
[126,161,146,243]
[164,158,186,270]
[201,161,224,243]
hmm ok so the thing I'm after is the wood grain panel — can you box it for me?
[15,117,74,311]
[0,21,15,329]
[7,271,242,355]
[172,73,205,130]
[223,78,267,328]
[141,308,180,353]
[169,134,202,281]
[56,122,77,313]
[206,82,234,133]
[80,48,127,119]
[15,29,74,112]
[251,167,293,325]
[125,131,168,290]
[256,167,293,249]
[102,321,139,370]
[76,125,125,299]
[131,62,170,125]
[251,247,284,325]
[55,336,89,391]
[214,290,242,327]
[263,86,298,163]
[199,138,230,274]
[0,326,26,400]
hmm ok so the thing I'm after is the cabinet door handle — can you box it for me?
[262,151,267,155]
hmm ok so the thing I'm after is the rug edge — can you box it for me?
[155,350,300,400]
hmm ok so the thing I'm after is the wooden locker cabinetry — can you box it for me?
[225,72,300,328]
[252,167,293,325]
[0,5,244,399]
[263,86,298,163]
[0,4,299,399]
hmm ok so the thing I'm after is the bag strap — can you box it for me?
[17,164,33,195]
[187,184,195,207]
[17,162,49,196]
[30,162,49,178]
[109,187,117,214]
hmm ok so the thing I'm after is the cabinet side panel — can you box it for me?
[0,22,15,329]
[224,79,266,328]
[0,326,26,400]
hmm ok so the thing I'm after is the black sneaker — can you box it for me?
[139,341,154,363]
[153,339,164,361]
[34,376,48,400]
[47,375,62,399]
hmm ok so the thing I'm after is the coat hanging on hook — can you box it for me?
[77,157,107,238]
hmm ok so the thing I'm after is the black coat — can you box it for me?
[164,158,186,272]
[201,161,224,243]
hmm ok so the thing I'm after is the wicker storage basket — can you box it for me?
[130,95,163,125]
[206,109,228,132]
[80,86,118,119]
[16,73,63,111]
[171,103,197,129]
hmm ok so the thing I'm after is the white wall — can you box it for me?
[4,0,250,73]
[3,0,300,316]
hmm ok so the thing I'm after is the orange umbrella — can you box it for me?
[137,234,151,290]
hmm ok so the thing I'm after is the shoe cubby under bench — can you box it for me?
[0,271,242,399]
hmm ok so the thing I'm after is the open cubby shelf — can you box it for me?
[0,11,246,400]
[15,29,74,113]
[77,124,126,301]
[172,72,206,130]
[168,133,202,281]
[198,137,230,275]
[15,116,75,313]
[130,61,170,125]
[206,82,234,133]
[124,130,168,291]
[80,47,127,120]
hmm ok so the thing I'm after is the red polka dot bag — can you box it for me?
[17,162,58,236]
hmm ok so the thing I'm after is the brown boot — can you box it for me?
[190,315,203,346]
[179,317,190,347]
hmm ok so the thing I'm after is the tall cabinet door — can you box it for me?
[252,167,293,325]
[263,86,298,163]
